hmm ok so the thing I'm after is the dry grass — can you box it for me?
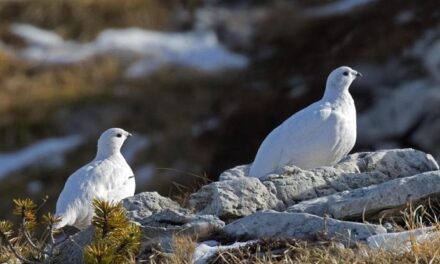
[148,236,196,264]
[0,0,201,42]
[169,236,196,264]
[145,236,440,264]
[241,239,440,263]
[0,52,121,120]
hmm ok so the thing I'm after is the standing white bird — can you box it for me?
[55,128,135,230]
[249,66,361,178]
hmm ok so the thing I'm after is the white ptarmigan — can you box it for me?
[55,128,135,230]
[249,66,361,178]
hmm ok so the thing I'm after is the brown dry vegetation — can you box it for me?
[209,239,440,264]
[0,0,201,41]
[146,235,440,264]
[0,52,121,127]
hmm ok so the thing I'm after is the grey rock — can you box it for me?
[288,171,440,220]
[337,148,439,177]
[216,149,438,208]
[123,191,182,223]
[263,148,438,207]
[218,165,249,181]
[123,193,223,251]
[367,227,437,252]
[222,211,386,243]
[139,209,224,252]
[141,209,224,238]
[206,149,438,214]
[189,177,284,219]
[195,7,269,50]
[53,226,94,264]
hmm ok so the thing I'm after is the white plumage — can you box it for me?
[55,128,135,230]
[249,66,361,178]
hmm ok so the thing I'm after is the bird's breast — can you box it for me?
[329,104,357,161]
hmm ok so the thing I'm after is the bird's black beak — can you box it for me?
[355,72,363,77]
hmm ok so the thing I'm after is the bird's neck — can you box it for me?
[95,145,122,160]
[322,84,352,104]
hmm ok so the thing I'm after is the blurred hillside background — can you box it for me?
[0,0,440,223]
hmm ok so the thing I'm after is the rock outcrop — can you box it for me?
[139,209,225,251]
[53,226,95,264]
[222,211,386,243]
[287,171,440,220]
[55,149,440,262]
[190,149,438,218]
[122,191,182,223]
[189,177,284,219]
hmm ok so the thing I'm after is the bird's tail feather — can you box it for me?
[54,212,73,230]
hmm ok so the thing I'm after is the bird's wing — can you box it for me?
[278,103,333,166]
[56,163,94,215]
[250,102,332,177]
[55,158,134,227]
[55,161,102,227]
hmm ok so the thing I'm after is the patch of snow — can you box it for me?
[368,227,437,253]
[194,240,256,264]
[124,60,166,78]
[8,24,248,78]
[0,135,84,180]
[195,7,268,49]
[304,0,376,17]
[12,24,63,48]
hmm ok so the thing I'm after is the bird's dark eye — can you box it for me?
[343,71,349,76]
[116,133,122,138]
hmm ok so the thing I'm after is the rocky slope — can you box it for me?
[54,148,440,263]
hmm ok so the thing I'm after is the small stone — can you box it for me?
[122,191,182,224]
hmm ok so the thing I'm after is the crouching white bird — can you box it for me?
[55,128,135,230]
[249,66,361,178]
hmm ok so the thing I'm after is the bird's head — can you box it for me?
[325,66,361,94]
[97,128,132,157]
